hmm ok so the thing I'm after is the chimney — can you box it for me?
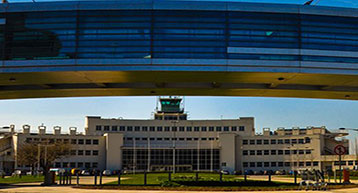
[23,125,30,134]
[69,127,77,135]
[263,128,271,136]
[10,124,15,133]
[53,126,61,135]
[38,124,46,135]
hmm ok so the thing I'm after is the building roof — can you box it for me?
[1,0,357,18]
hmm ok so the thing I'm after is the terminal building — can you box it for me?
[0,97,356,174]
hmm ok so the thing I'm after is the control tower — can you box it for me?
[154,97,187,120]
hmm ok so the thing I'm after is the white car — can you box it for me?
[81,170,91,176]
[102,170,112,176]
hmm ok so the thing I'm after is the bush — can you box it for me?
[160,180,180,187]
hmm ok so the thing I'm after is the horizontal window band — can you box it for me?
[228,47,358,58]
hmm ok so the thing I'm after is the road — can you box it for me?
[1,186,358,193]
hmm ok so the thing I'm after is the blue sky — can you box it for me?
[1,0,358,143]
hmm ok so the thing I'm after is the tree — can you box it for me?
[16,141,71,185]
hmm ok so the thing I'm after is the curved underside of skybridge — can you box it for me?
[0,0,358,100]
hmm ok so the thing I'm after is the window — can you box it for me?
[285,162,290,167]
[119,126,125,131]
[209,126,214,131]
[278,150,283,155]
[165,127,170,131]
[264,140,269,144]
[194,127,200,132]
[142,126,148,131]
[71,139,77,144]
[349,161,354,165]
[285,150,290,155]
[232,126,237,131]
[157,126,163,131]
[78,162,83,168]
[243,150,248,156]
[78,139,84,145]
[150,138,155,141]
[250,162,255,167]
[223,126,229,131]
[112,126,118,131]
[127,126,133,131]
[305,137,311,143]
[306,162,312,166]
[250,140,255,145]
[216,127,222,132]
[264,162,270,167]
[243,162,248,167]
[291,139,297,144]
[284,139,290,144]
[85,150,91,156]
[299,139,304,144]
[256,140,262,145]
[257,162,263,167]
[150,126,155,131]
[299,162,304,167]
[278,162,284,167]
[172,127,177,132]
[179,138,185,141]
[278,139,283,144]
[187,138,192,141]
[92,162,98,168]
[306,150,311,154]
[86,139,91,145]
[293,150,298,154]
[271,139,276,144]
[78,150,84,155]
[239,126,245,131]
[313,162,318,166]
[271,162,277,167]
[201,138,207,141]
[243,140,248,145]
[85,162,91,168]
[299,150,304,154]
[249,150,255,155]
[142,138,148,141]
[257,150,262,155]
[264,150,269,155]
[70,162,76,168]
[134,126,140,131]
[96,125,102,131]
[186,127,192,132]
[70,150,76,155]
[157,138,162,141]
[201,127,207,132]
[104,126,110,131]
[93,150,98,156]
[271,150,276,155]
[179,127,185,131]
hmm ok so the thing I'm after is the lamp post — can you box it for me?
[171,121,178,174]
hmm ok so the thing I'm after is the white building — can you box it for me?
[0,97,355,174]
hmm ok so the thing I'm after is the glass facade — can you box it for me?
[122,148,220,171]
[1,9,357,63]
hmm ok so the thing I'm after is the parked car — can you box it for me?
[102,170,112,176]
[244,170,254,175]
[220,170,230,175]
[81,170,91,176]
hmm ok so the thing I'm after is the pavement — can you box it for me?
[1,186,358,193]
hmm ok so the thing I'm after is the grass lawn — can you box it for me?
[106,172,239,186]
[0,175,44,184]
